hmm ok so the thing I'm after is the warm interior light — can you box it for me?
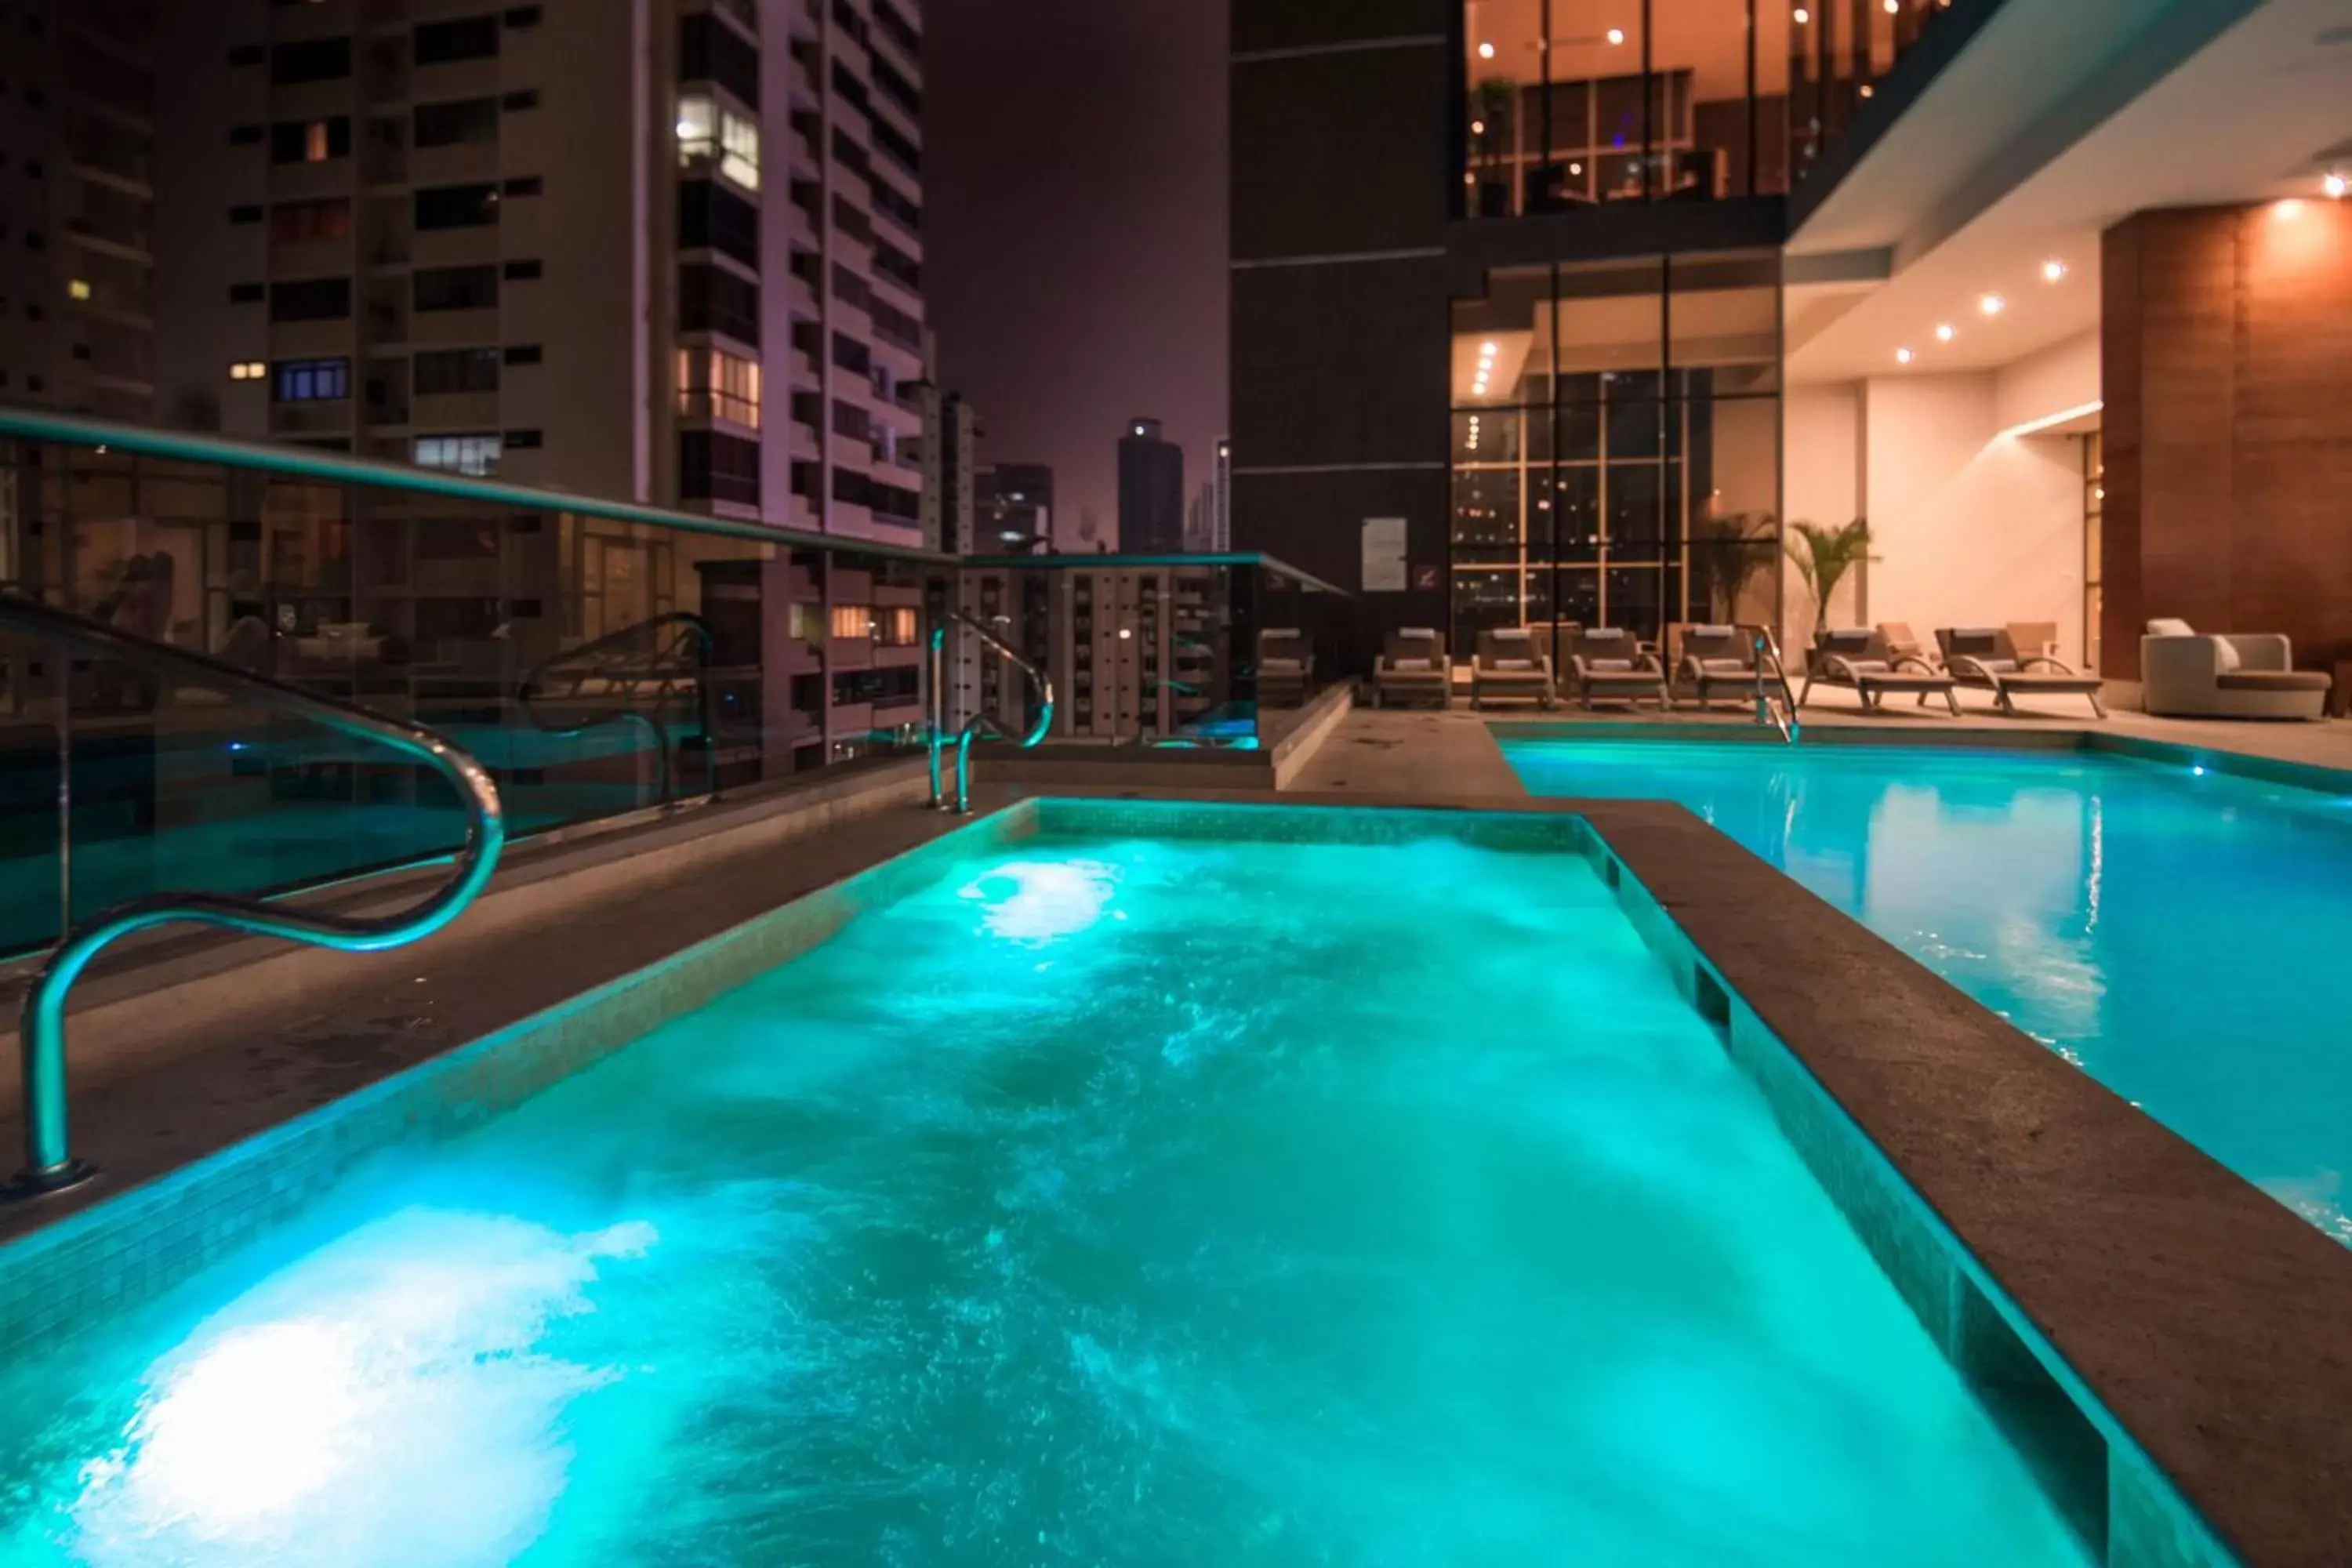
[68,279,92,300]
[2325,171,2349,200]
[1859,83,1874,98]
[1979,294,2005,316]
[1569,161,1583,175]
[1479,341,1497,357]
[2273,198,2307,221]
[1935,324,1955,342]
[1606,27,1625,45]
[1895,347,1913,364]
[1793,6,1810,23]
[2042,259,2067,282]
[1478,40,1495,58]
[1884,0,1900,10]
[1471,118,1486,134]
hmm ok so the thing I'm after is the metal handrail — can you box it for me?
[928,610,1054,814]
[1750,626,1802,743]
[0,593,505,1196]
[517,612,714,808]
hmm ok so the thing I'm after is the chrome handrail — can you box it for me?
[928,610,1054,814]
[518,612,714,808]
[1751,626,1802,743]
[0,593,506,1196]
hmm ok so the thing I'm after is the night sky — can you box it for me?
[925,0,1229,546]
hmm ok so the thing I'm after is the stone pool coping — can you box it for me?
[2,788,2345,1563]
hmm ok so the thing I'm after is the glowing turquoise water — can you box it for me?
[1503,739,2352,1245]
[0,832,2087,1566]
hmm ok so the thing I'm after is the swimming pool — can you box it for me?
[1502,736,2352,1247]
[0,804,2097,1566]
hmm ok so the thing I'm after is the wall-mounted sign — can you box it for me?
[1360,517,1407,592]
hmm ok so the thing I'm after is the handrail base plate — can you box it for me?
[4,1159,97,1201]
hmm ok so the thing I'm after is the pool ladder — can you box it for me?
[927,609,1054,814]
[1751,628,1802,744]
[0,593,506,1197]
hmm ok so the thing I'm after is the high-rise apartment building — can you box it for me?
[0,0,161,423]
[1116,416,1182,553]
[975,460,1052,554]
[143,0,927,544]
[915,383,975,553]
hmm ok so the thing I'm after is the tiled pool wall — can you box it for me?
[0,793,2234,1566]
[0,800,1051,1364]
[1589,831,2236,1568]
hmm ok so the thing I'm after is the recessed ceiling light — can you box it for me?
[1979,294,2005,316]
[1859,83,1874,98]
[1471,118,1486,135]
[1480,341,1497,356]
[1935,324,1955,342]
[1793,6,1810,23]
[1884,0,1900,11]
[1606,27,1624,45]
[2326,170,2349,199]
[2042,260,2067,282]
[1478,40,1495,58]
[1896,347,1913,364]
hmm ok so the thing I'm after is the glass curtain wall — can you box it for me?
[0,434,940,956]
[1463,0,1958,216]
[1449,251,1782,662]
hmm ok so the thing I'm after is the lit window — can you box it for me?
[67,278,91,301]
[274,357,350,402]
[719,111,760,191]
[675,346,762,427]
[675,93,716,163]
[304,119,330,162]
[227,359,267,381]
[412,432,503,476]
[677,95,760,192]
[829,603,875,641]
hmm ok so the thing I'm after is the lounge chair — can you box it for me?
[2006,621,2061,661]
[1374,626,1450,709]
[1472,627,1556,710]
[1563,626,1671,710]
[1798,628,1960,715]
[1256,627,1313,708]
[2140,619,2331,720]
[1935,627,2107,718]
[1875,622,1938,667]
[1677,624,1762,708]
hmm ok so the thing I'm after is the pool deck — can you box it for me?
[7,710,2352,1562]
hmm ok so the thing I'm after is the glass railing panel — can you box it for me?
[0,418,961,956]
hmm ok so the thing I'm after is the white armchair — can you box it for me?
[2140,619,2331,720]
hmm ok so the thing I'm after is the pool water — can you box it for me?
[0,829,2088,1566]
[1503,739,2352,1246]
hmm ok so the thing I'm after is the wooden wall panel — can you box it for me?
[2100,201,2352,677]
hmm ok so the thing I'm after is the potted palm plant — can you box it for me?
[1786,518,1872,660]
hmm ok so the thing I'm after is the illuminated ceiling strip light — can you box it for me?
[1998,400,2103,441]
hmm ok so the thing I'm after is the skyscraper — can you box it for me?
[109,0,930,539]
[975,462,1053,554]
[0,0,161,423]
[1116,416,1182,554]
[916,385,977,554]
